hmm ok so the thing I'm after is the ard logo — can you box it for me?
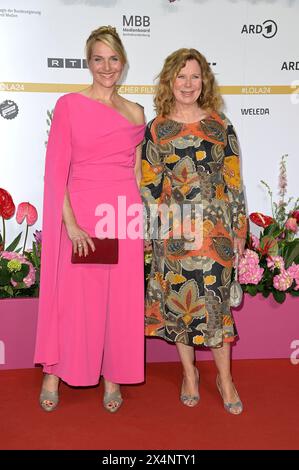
[123,15,150,27]
[281,62,299,71]
[241,19,278,38]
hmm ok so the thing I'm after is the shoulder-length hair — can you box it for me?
[154,48,223,117]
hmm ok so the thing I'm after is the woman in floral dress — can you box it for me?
[141,48,247,413]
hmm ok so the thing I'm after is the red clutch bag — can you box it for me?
[71,237,118,264]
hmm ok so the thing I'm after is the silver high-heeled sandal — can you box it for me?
[216,375,243,415]
[180,368,200,407]
[39,388,59,412]
[103,390,123,413]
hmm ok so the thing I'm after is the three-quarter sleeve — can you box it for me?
[222,122,247,240]
[140,121,164,240]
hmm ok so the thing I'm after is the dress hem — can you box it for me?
[146,333,238,349]
[41,366,145,387]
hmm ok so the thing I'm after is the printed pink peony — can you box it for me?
[0,251,35,287]
[285,217,298,233]
[287,263,299,280]
[287,263,299,290]
[238,249,264,285]
[273,270,293,291]
[267,256,285,271]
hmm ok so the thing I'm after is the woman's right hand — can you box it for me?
[65,223,95,257]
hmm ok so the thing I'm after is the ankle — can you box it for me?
[218,373,232,383]
[104,379,120,393]
[183,365,197,377]
[42,374,59,390]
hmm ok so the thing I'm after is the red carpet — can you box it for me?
[0,360,298,450]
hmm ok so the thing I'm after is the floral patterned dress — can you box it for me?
[141,112,247,348]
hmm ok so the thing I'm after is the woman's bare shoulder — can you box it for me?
[119,96,145,124]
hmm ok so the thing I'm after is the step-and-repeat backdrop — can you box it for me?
[1,0,298,244]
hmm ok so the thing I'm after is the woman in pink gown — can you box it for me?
[34,26,145,413]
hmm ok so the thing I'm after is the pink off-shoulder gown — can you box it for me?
[34,93,145,386]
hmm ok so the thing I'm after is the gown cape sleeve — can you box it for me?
[34,95,72,365]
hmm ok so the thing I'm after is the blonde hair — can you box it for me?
[85,25,127,65]
[154,48,223,117]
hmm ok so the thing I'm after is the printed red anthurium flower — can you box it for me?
[291,210,299,224]
[249,212,274,228]
[16,202,38,226]
[0,188,15,219]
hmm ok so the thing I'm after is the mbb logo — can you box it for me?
[123,15,150,27]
